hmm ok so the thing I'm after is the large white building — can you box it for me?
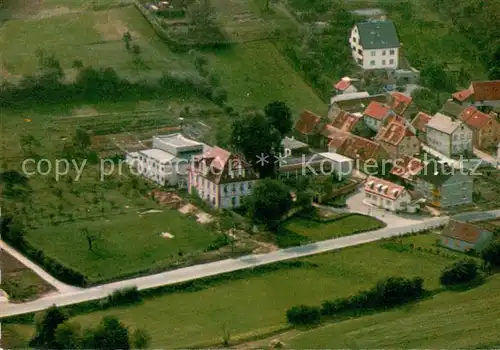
[126,133,206,188]
[349,20,400,70]
[188,146,259,209]
[426,113,473,157]
[364,176,418,213]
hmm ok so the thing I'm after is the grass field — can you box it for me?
[287,274,500,348]
[204,40,326,114]
[284,214,384,241]
[0,235,453,348]
[25,208,221,283]
[0,250,55,302]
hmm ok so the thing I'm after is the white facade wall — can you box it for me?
[349,27,399,70]
[426,124,473,157]
[450,125,473,156]
[364,190,412,212]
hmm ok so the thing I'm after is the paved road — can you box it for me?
[2,209,500,318]
[0,240,80,294]
[474,148,499,169]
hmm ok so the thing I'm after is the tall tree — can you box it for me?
[30,305,68,349]
[264,101,293,137]
[231,111,282,177]
[88,316,130,350]
[54,322,81,349]
[246,179,293,229]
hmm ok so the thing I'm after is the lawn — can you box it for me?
[204,40,326,114]
[283,214,384,241]
[32,237,458,348]
[0,5,193,77]
[0,251,55,302]
[24,207,221,283]
[287,275,500,349]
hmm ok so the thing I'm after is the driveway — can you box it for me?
[317,189,430,228]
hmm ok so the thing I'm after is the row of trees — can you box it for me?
[29,305,150,349]
[0,49,228,108]
[287,276,425,325]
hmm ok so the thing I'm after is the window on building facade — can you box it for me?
[371,51,376,56]
[382,50,386,56]
[232,184,236,192]
[240,183,245,192]
[382,60,386,65]
[389,59,394,64]
[358,49,362,55]
[390,49,395,55]
[213,183,215,192]
[248,182,253,190]
[353,37,357,43]
[370,60,375,66]
[224,185,228,193]
[231,197,236,206]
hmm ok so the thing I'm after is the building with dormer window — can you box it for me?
[364,176,418,213]
[187,146,259,209]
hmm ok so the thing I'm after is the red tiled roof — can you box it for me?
[334,78,352,91]
[459,106,494,130]
[321,125,346,139]
[376,121,414,146]
[452,88,474,102]
[295,110,321,135]
[328,133,350,150]
[471,80,500,101]
[364,176,407,200]
[202,146,231,169]
[390,156,424,181]
[411,112,432,132]
[363,101,391,121]
[330,112,361,132]
[336,134,386,162]
[390,92,412,114]
[442,219,487,244]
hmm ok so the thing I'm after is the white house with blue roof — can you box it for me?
[349,20,400,70]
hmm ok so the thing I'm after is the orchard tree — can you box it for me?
[89,316,130,350]
[264,101,293,137]
[30,305,68,349]
[246,179,293,229]
[482,240,500,267]
[54,322,81,349]
[131,328,152,349]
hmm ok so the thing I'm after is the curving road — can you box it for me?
[2,209,500,318]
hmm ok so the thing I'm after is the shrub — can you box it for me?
[286,305,321,325]
[103,286,142,308]
[440,259,480,286]
[481,240,500,267]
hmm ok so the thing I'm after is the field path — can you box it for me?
[1,209,500,318]
[0,240,81,294]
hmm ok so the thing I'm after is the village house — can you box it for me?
[282,136,310,156]
[388,91,414,118]
[458,106,500,150]
[126,133,206,188]
[411,111,432,143]
[440,220,493,252]
[439,100,466,119]
[364,176,419,213]
[425,113,473,157]
[349,20,400,70]
[294,110,325,148]
[362,101,394,131]
[188,146,258,209]
[390,156,424,183]
[376,121,420,158]
[452,80,500,108]
[328,133,389,170]
[330,110,362,132]
[333,77,359,95]
[414,162,473,208]
[329,93,388,121]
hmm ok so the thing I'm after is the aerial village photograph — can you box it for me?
[1,0,500,348]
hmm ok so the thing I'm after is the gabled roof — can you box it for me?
[334,94,389,113]
[390,156,424,181]
[411,112,432,132]
[330,112,361,132]
[426,113,466,134]
[471,81,500,101]
[416,161,456,186]
[363,101,392,121]
[452,88,473,102]
[295,110,322,135]
[376,121,415,146]
[355,21,400,50]
[334,77,352,91]
[442,219,489,244]
[321,125,347,139]
[336,134,386,162]
[389,92,412,115]
[365,176,407,200]
[459,106,494,130]
[282,136,309,151]
[440,101,466,118]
